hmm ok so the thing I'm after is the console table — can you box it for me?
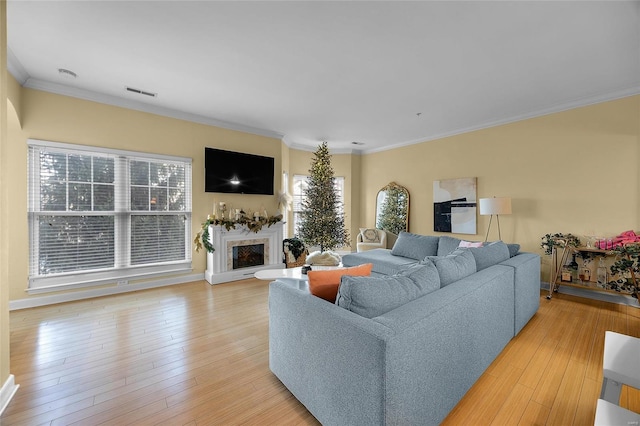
[547,246,627,299]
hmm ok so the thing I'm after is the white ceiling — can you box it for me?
[7,1,640,153]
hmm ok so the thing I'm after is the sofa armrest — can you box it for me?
[500,252,541,334]
[269,280,393,426]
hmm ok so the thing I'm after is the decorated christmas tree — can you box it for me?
[377,185,408,235]
[297,142,349,252]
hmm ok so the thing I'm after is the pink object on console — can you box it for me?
[596,230,640,249]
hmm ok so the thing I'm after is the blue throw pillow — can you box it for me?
[436,236,462,256]
[391,232,439,260]
[467,241,511,271]
[427,249,477,287]
[485,241,521,258]
[335,261,441,318]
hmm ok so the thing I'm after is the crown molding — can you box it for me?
[284,141,361,155]
[22,78,285,141]
[6,47,29,84]
[362,84,640,154]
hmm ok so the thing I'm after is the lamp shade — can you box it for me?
[479,197,512,216]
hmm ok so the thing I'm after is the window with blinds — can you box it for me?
[27,140,192,292]
[292,174,344,237]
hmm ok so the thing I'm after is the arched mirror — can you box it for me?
[375,182,409,234]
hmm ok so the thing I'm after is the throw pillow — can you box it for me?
[427,249,477,287]
[307,263,373,302]
[306,250,341,266]
[335,261,440,318]
[485,240,521,258]
[359,228,380,243]
[437,236,461,256]
[458,240,484,248]
[467,241,511,271]
[391,232,439,260]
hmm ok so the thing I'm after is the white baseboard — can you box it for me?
[9,273,205,311]
[0,374,19,416]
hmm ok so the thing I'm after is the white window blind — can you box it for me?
[292,174,344,237]
[28,140,192,292]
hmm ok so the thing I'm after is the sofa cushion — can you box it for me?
[437,236,462,256]
[484,241,521,258]
[507,243,521,257]
[391,232,439,260]
[342,249,417,276]
[335,261,441,318]
[359,228,381,243]
[467,241,511,271]
[307,263,373,302]
[427,249,477,287]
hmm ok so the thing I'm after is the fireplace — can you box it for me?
[226,237,269,272]
[205,222,283,285]
[232,244,265,269]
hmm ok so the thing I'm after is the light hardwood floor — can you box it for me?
[2,279,639,425]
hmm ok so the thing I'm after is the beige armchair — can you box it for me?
[356,228,387,252]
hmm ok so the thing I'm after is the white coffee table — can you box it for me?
[254,265,345,290]
[254,266,309,282]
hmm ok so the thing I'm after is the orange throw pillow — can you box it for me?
[307,263,373,302]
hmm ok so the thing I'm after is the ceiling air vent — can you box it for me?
[125,86,157,98]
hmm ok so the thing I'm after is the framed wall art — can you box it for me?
[433,177,477,234]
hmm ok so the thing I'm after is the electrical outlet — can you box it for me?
[117,280,128,286]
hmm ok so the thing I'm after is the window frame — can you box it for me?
[27,139,192,294]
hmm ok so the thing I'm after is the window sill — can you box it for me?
[27,262,192,294]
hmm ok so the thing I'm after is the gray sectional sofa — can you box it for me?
[268,232,541,425]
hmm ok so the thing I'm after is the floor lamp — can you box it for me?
[479,197,512,242]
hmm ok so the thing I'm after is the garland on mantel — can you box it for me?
[193,214,283,253]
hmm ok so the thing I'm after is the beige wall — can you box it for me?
[1,0,10,389]
[637,97,640,220]
[8,87,283,302]
[360,95,640,280]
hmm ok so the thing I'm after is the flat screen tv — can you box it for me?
[205,147,275,195]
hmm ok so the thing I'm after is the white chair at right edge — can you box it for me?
[595,399,640,425]
[600,331,640,404]
[594,331,640,425]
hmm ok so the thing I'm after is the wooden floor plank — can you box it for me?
[3,282,639,425]
[489,382,534,425]
[519,400,551,426]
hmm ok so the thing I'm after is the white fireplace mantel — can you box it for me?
[205,222,284,284]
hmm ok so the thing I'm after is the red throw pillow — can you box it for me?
[307,264,373,302]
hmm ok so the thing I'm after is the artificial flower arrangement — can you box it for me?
[540,233,581,256]
[609,243,640,300]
